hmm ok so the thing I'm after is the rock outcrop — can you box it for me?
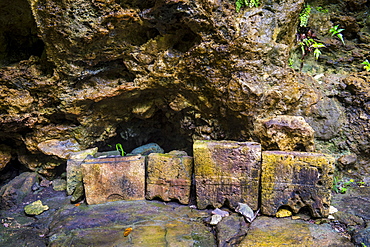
[0,0,368,179]
[254,115,315,152]
[0,0,320,175]
[0,172,39,210]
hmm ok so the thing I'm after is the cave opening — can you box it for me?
[0,0,45,67]
[95,110,195,156]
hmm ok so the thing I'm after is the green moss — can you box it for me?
[24,200,49,215]
[193,141,217,177]
[299,4,311,27]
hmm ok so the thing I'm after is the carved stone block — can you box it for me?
[194,140,261,210]
[146,150,193,204]
[261,151,335,218]
[82,155,145,205]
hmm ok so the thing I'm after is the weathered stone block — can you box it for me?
[194,140,261,210]
[261,151,335,218]
[82,155,145,205]
[146,150,193,204]
[254,115,315,152]
[66,147,98,202]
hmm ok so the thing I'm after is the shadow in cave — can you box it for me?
[96,110,194,155]
[0,0,45,67]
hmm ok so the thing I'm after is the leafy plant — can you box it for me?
[333,176,340,193]
[361,59,370,71]
[235,0,260,12]
[299,4,311,27]
[343,179,354,187]
[332,178,363,194]
[329,25,345,45]
[299,38,325,60]
[315,6,328,13]
[115,143,125,156]
[288,58,294,68]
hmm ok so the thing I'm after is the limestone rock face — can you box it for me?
[194,140,261,210]
[82,155,145,205]
[0,0,319,174]
[0,0,368,177]
[337,75,370,172]
[37,139,83,159]
[254,115,315,152]
[261,151,335,218]
[146,151,193,204]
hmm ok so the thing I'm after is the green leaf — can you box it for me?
[312,42,325,48]
[115,143,125,156]
[314,48,321,60]
[337,34,345,45]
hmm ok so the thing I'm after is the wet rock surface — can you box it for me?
[1,172,369,246]
[240,216,354,247]
[0,172,39,210]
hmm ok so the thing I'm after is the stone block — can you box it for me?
[261,151,335,218]
[66,147,98,202]
[194,140,261,210]
[146,150,193,204]
[254,115,315,152]
[82,155,145,205]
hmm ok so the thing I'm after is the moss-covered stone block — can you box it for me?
[66,147,98,197]
[146,151,193,204]
[194,140,261,210]
[82,155,145,205]
[261,151,335,218]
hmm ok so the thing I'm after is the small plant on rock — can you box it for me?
[361,59,370,71]
[116,143,125,156]
[315,6,328,13]
[299,4,311,27]
[299,38,325,60]
[329,25,345,45]
[332,178,360,194]
[235,0,260,12]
